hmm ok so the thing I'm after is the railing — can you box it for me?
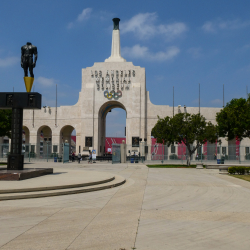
[0,143,63,162]
[1,143,249,164]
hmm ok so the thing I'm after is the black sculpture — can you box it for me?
[21,42,38,78]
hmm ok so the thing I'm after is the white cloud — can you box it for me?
[187,47,202,59]
[0,56,19,67]
[36,76,57,87]
[67,8,92,29]
[211,99,222,105]
[77,8,92,22]
[122,44,180,61]
[202,19,250,33]
[121,13,188,40]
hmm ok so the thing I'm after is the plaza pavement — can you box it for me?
[0,162,250,250]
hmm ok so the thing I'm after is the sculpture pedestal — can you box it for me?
[0,92,41,170]
[0,168,53,181]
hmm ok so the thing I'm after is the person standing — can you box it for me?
[72,152,75,162]
[88,150,92,164]
[77,153,81,164]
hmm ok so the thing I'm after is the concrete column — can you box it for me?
[76,134,81,154]
[0,137,3,158]
[120,143,126,163]
[105,18,126,63]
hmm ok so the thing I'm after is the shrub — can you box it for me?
[228,166,250,175]
[235,166,245,175]
[228,167,236,174]
[170,154,178,160]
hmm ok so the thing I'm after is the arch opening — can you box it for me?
[98,101,127,156]
[37,125,52,158]
[60,125,76,154]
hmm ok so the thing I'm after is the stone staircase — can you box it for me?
[0,175,126,201]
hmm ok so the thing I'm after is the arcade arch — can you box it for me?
[37,125,52,156]
[98,101,127,155]
[22,126,30,144]
[60,125,75,154]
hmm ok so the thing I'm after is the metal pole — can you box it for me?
[29,143,30,162]
[223,84,224,107]
[182,144,183,164]
[173,86,174,117]
[201,145,203,163]
[55,84,57,127]
[199,83,200,114]
[239,141,241,164]
[47,142,48,162]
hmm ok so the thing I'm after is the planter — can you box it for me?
[219,166,228,174]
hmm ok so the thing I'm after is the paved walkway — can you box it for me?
[0,162,250,249]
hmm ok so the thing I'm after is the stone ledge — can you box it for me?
[0,168,53,181]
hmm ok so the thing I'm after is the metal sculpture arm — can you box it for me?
[33,46,38,68]
[21,47,25,68]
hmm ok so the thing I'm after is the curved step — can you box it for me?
[0,176,126,201]
[0,176,115,194]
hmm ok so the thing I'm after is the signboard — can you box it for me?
[132,137,139,147]
[85,137,92,147]
[92,149,96,161]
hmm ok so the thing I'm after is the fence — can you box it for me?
[2,142,250,164]
[120,143,250,164]
[0,143,63,162]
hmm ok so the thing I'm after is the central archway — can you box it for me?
[98,101,127,156]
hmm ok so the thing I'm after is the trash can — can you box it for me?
[217,159,221,164]
[131,158,134,163]
[221,159,224,164]
[54,157,57,162]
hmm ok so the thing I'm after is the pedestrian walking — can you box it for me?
[88,150,92,164]
[72,152,75,162]
[77,153,81,164]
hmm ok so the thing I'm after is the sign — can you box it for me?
[92,149,96,161]
[85,137,92,147]
[132,137,139,147]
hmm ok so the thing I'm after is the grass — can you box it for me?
[147,164,198,168]
[0,163,7,166]
[230,175,250,182]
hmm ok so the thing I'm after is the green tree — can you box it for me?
[151,113,217,166]
[216,96,250,141]
[0,109,12,138]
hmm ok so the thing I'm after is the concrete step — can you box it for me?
[0,175,126,201]
[0,176,115,194]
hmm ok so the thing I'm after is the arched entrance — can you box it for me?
[22,126,30,157]
[22,126,30,144]
[37,125,52,158]
[60,125,75,154]
[98,101,127,156]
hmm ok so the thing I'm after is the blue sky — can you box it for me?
[1,0,250,137]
